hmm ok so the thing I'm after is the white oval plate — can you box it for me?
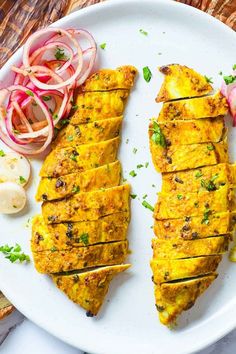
[1,1,236,353]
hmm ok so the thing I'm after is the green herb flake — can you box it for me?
[139,29,148,36]
[223,75,236,85]
[143,194,147,199]
[233,64,236,70]
[207,145,215,151]
[80,233,89,245]
[53,114,58,120]
[219,71,223,75]
[129,170,137,177]
[13,129,20,135]
[100,43,106,50]
[70,154,77,162]
[126,139,129,144]
[204,75,213,84]
[211,173,219,182]
[130,194,137,199]
[72,185,80,194]
[143,66,152,82]
[72,104,78,110]
[177,194,183,200]
[201,208,211,225]
[0,150,5,157]
[67,135,74,142]
[50,246,57,252]
[145,162,149,168]
[61,119,69,126]
[25,90,34,97]
[19,176,26,184]
[133,148,138,154]
[42,95,51,101]
[200,179,217,191]
[55,47,67,60]
[142,200,154,212]
[0,243,30,263]
[195,171,203,179]
[151,120,166,148]
[137,164,144,169]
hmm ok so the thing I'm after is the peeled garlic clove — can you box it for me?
[0,182,27,214]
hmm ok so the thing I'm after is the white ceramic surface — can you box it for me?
[1,1,236,353]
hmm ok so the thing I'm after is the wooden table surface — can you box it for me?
[0,0,235,318]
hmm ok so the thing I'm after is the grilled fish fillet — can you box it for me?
[154,211,233,240]
[52,264,131,316]
[52,117,123,149]
[149,118,225,145]
[40,137,120,177]
[150,140,228,173]
[158,91,228,121]
[80,65,137,91]
[70,90,129,125]
[36,161,121,202]
[156,64,213,102]
[154,275,217,325]
[33,240,129,273]
[31,212,129,252]
[152,236,229,259]
[42,184,130,224]
[162,163,235,193]
[151,256,222,284]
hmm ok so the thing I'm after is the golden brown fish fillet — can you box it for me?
[33,240,128,273]
[154,275,217,325]
[150,140,228,173]
[52,117,123,149]
[70,90,129,125]
[52,264,131,316]
[154,184,232,220]
[161,163,235,193]
[42,184,130,224]
[149,118,225,146]
[31,212,129,252]
[36,161,121,202]
[152,236,229,259]
[158,91,228,121]
[156,64,213,102]
[40,137,120,177]
[151,256,222,284]
[80,65,137,91]
[154,211,234,240]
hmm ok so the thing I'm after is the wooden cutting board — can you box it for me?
[0,0,235,318]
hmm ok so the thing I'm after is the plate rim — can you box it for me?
[1,1,236,353]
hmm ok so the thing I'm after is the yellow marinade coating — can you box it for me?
[156,64,213,102]
[52,117,123,149]
[33,240,129,273]
[158,91,228,121]
[40,137,120,177]
[154,184,232,220]
[70,90,129,125]
[42,184,130,224]
[36,161,121,202]
[80,65,137,91]
[31,212,129,252]
[154,211,233,240]
[149,118,225,145]
[150,140,228,173]
[52,264,131,316]
[161,163,235,193]
[154,275,217,326]
[152,236,229,259]
[151,256,222,284]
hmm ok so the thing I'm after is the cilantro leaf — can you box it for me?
[151,121,166,148]
[143,66,152,82]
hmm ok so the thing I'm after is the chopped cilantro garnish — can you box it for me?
[50,246,57,252]
[137,164,144,169]
[142,200,154,212]
[126,139,129,144]
[129,170,137,177]
[25,90,34,97]
[177,194,183,200]
[55,47,67,60]
[143,66,152,82]
[145,162,149,168]
[0,150,5,157]
[0,244,30,263]
[130,194,137,199]
[72,104,78,110]
[72,185,80,194]
[60,119,69,126]
[151,120,166,148]
[200,179,217,192]
[53,114,58,120]
[223,75,236,85]
[219,71,223,75]
[143,194,147,199]
[139,29,148,36]
[211,173,219,182]
[204,75,213,84]
[42,95,51,101]
[70,153,77,162]
[19,176,26,184]
[233,64,236,70]
[67,135,74,142]
[80,233,89,245]
[100,43,106,50]
[133,147,138,154]
[195,171,203,178]
[201,208,211,225]
[207,145,215,151]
